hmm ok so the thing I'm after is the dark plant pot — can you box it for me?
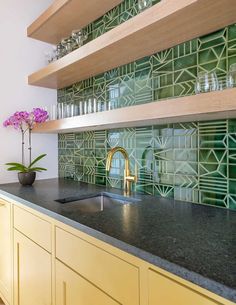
[18,172,36,186]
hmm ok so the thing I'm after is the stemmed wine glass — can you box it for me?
[71,29,88,48]
[138,0,153,12]
[61,38,74,54]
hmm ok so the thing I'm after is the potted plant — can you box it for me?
[3,108,48,186]
[6,154,47,186]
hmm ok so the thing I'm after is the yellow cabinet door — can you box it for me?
[56,227,139,305]
[148,269,223,305]
[0,199,11,304]
[55,260,120,305]
[14,230,52,305]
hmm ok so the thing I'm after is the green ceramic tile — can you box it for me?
[228,24,236,41]
[200,191,227,208]
[228,195,236,210]
[57,2,236,210]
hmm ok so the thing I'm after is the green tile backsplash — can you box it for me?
[58,0,236,210]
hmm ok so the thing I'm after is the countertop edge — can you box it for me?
[0,189,235,303]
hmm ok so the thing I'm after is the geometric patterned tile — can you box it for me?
[58,0,236,210]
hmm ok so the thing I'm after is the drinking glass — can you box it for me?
[227,63,236,88]
[49,104,57,120]
[138,0,152,12]
[56,43,65,59]
[218,78,227,91]
[65,104,71,118]
[44,51,53,64]
[87,98,93,114]
[83,100,88,115]
[51,46,58,62]
[70,104,79,117]
[57,103,65,119]
[72,29,88,48]
[90,98,97,113]
[97,100,108,112]
[79,101,84,115]
[195,71,219,94]
[61,38,74,54]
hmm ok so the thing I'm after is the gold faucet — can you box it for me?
[106,147,138,195]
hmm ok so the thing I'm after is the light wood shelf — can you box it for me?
[33,89,236,134]
[28,0,236,90]
[27,0,123,44]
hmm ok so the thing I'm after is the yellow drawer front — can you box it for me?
[56,227,139,305]
[14,205,51,252]
[56,260,120,305]
[148,269,223,305]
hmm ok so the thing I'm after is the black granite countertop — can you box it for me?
[0,178,235,302]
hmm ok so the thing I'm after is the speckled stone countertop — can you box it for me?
[0,178,235,302]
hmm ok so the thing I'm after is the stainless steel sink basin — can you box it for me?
[55,192,140,213]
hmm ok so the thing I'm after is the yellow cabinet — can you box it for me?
[0,199,12,305]
[0,199,233,305]
[56,260,120,305]
[56,227,139,305]
[148,269,224,305]
[13,230,52,305]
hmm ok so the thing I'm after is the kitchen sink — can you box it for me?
[55,192,140,213]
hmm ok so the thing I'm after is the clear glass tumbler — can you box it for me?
[195,71,219,94]
[79,101,84,115]
[70,104,79,117]
[227,63,236,88]
[49,104,57,120]
[87,98,93,114]
[57,103,65,119]
[83,100,88,115]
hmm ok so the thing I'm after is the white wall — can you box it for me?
[0,0,58,183]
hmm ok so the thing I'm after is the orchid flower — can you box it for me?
[3,108,49,165]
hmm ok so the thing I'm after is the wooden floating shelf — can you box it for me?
[28,0,236,90]
[33,89,236,134]
[27,0,123,44]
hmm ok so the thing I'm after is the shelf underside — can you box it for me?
[27,0,123,44]
[33,89,236,134]
[29,0,236,89]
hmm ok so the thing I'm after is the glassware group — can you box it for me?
[44,0,157,64]
[44,29,88,64]
[195,64,236,94]
[46,98,114,121]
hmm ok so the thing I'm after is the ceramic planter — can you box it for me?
[18,172,36,186]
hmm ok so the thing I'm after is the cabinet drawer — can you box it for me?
[14,205,51,252]
[148,269,222,305]
[56,227,139,305]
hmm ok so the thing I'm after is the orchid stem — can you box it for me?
[21,129,25,166]
[28,128,32,165]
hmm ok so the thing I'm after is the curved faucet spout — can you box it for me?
[106,147,130,173]
[106,147,137,195]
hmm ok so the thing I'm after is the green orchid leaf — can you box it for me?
[28,167,47,172]
[7,167,24,172]
[29,154,47,169]
[6,163,27,171]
